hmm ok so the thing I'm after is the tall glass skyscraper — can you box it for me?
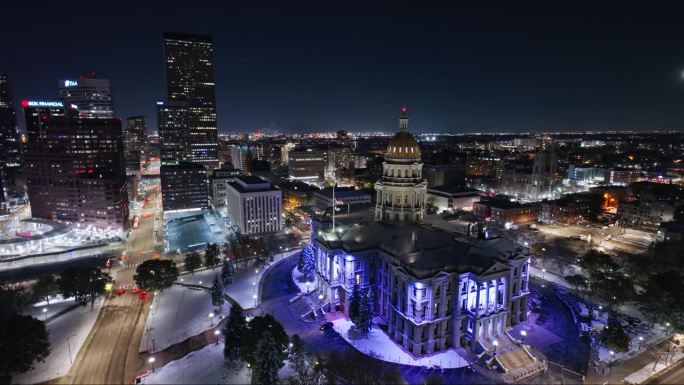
[0,73,24,204]
[163,32,218,168]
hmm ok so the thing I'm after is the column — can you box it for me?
[485,282,491,313]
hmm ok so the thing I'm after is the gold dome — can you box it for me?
[386,131,421,160]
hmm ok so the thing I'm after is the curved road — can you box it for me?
[259,253,491,385]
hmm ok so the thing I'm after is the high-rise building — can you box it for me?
[160,162,208,212]
[210,165,243,216]
[163,32,218,168]
[23,104,128,232]
[157,101,189,165]
[124,116,148,173]
[58,73,114,119]
[0,73,23,202]
[225,175,282,235]
[22,99,68,143]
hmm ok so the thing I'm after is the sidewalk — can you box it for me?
[585,336,681,384]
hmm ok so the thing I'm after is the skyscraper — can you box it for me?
[163,32,218,168]
[0,74,24,202]
[157,100,189,165]
[124,116,148,173]
[58,73,114,119]
[23,104,128,232]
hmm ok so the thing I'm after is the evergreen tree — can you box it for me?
[204,243,220,268]
[223,306,247,364]
[348,283,361,323]
[211,275,224,311]
[241,314,288,366]
[252,331,285,385]
[289,334,306,376]
[355,288,374,337]
[221,258,233,286]
[184,252,202,275]
[300,244,316,280]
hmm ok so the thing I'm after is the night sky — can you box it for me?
[3,1,684,133]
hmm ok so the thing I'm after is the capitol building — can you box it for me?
[312,107,543,376]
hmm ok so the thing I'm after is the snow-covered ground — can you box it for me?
[292,265,317,294]
[331,318,468,368]
[142,343,293,384]
[140,275,229,353]
[24,295,77,321]
[529,265,573,289]
[14,298,104,384]
[624,350,684,384]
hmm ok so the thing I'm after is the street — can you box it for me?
[58,182,161,384]
[650,360,684,384]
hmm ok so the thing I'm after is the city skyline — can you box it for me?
[3,1,684,133]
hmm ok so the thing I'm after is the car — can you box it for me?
[115,289,125,296]
[131,287,140,293]
[319,321,333,331]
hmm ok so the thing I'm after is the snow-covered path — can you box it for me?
[14,298,104,384]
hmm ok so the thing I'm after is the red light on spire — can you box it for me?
[401,104,407,114]
[21,100,29,108]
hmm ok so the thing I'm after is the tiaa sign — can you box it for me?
[64,80,78,87]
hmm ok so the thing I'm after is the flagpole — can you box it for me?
[332,174,336,233]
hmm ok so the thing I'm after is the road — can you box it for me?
[58,182,161,384]
[650,361,684,384]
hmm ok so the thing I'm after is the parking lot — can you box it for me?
[165,213,218,253]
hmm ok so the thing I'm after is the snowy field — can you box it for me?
[23,295,77,321]
[142,343,293,384]
[332,318,468,368]
[140,273,229,353]
[14,298,104,384]
[292,265,317,294]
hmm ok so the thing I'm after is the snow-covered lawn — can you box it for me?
[140,277,229,353]
[142,343,293,384]
[292,265,317,294]
[23,295,77,321]
[529,265,573,289]
[331,318,468,368]
[14,298,104,384]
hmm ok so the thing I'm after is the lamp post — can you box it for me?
[609,351,615,376]
[148,356,156,372]
[253,293,257,307]
[493,340,498,357]
[214,329,221,345]
[638,336,644,350]
[209,312,215,327]
[520,330,527,345]
[42,307,48,321]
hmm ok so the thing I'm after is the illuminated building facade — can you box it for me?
[0,73,23,202]
[124,116,147,173]
[157,101,189,165]
[225,175,282,235]
[160,162,208,212]
[312,109,538,375]
[23,104,128,232]
[163,32,218,168]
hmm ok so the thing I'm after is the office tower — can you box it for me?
[124,116,148,173]
[225,175,282,235]
[157,101,189,165]
[23,104,128,232]
[163,32,218,168]
[210,165,242,216]
[160,162,208,212]
[0,73,23,202]
[58,73,114,119]
[288,147,326,183]
[22,99,70,142]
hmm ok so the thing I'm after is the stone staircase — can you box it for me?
[480,332,547,382]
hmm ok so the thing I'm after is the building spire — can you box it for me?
[399,104,409,132]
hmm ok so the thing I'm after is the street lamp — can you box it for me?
[209,312,215,326]
[306,281,311,294]
[42,307,48,321]
[609,351,615,376]
[520,330,527,345]
[214,329,221,345]
[148,356,156,372]
[638,336,644,350]
[318,294,324,301]
[253,294,257,306]
[492,340,498,356]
